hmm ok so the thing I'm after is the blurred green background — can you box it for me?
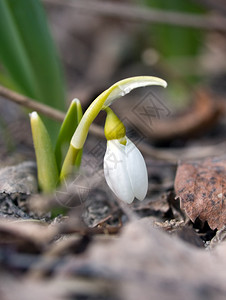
[0,0,225,148]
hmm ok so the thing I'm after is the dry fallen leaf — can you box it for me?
[174,156,226,230]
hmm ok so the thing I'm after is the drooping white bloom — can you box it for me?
[104,137,148,204]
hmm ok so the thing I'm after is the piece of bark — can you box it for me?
[175,156,226,230]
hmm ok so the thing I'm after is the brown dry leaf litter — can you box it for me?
[175,156,226,230]
[1,218,226,300]
[0,158,225,299]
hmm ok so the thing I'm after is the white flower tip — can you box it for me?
[104,76,167,107]
[162,80,167,88]
[136,192,147,202]
[72,98,80,105]
[125,196,135,204]
[29,111,38,119]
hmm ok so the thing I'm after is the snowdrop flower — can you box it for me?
[61,76,166,182]
[103,108,148,203]
[104,138,148,203]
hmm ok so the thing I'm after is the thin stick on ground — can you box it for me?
[0,84,104,138]
[1,84,225,163]
[45,0,226,32]
[0,85,65,122]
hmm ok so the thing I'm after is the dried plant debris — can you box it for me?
[175,156,226,230]
[0,161,38,219]
[0,161,37,198]
[0,219,55,254]
[0,157,225,298]
[0,216,226,299]
[28,219,226,300]
[208,225,226,250]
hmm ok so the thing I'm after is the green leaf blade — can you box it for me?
[55,99,83,171]
[30,111,59,193]
[0,0,66,142]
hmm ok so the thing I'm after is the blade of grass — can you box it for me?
[0,0,36,95]
[55,99,83,171]
[0,70,18,91]
[0,0,66,142]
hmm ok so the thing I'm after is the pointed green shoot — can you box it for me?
[30,112,59,193]
[55,99,83,172]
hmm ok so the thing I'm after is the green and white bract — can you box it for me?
[70,76,167,150]
[104,137,148,204]
[61,76,167,186]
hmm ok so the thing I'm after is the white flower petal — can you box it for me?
[125,139,148,201]
[103,76,167,107]
[104,140,134,203]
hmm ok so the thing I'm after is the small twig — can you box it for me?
[44,0,226,31]
[140,141,226,162]
[196,0,226,14]
[0,85,65,121]
[0,84,104,138]
[59,225,121,236]
[1,84,225,163]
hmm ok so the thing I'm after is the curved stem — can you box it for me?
[71,76,167,149]
[70,89,111,149]
[60,76,167,181]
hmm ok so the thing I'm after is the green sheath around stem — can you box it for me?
[59,144,80,182]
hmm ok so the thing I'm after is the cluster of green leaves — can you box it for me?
[30,99,83,193]
[0,0,66,142]
[0,0,83,195]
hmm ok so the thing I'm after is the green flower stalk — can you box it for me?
[60,76,167,181]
